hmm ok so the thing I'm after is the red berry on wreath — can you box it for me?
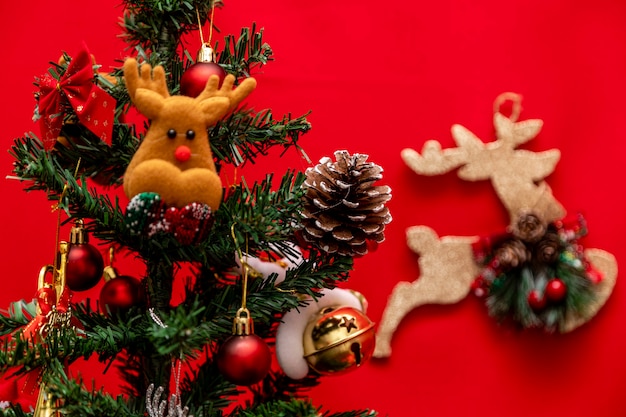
[545,278,567,302]
[586,269,603,284]
[527,289,546,310]
[180,44,226,98]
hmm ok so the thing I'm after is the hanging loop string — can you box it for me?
[493,92,522,122]
[195,2,216,47]
[52,158,81,271]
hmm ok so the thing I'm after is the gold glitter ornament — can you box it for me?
[303,305,375,375]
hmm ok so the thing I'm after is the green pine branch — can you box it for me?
[0,300,35,337]
[216,24,273,78]
[1,0,371,415]
[211,109,311,169]
[232,399,377,417]
[45,358,145,417]
[180,352,240,415]
[120,0,222,64]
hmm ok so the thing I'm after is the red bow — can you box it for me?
[37,45,114,150]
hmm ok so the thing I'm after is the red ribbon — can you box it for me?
[37,45,114,150]
[17,288,82,397]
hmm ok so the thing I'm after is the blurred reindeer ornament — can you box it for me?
[375,93,618,357]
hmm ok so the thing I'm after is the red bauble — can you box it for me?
[65,243,104,291]
[217,334,272,385]
[180,62,226,97]
[586,269,603,284]
[100,275,144,314]
[545,278,567,302]
[527,289,547,310]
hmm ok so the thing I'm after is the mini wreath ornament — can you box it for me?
[472,213,601,331]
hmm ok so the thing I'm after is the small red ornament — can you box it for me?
[65,221,104,291]
[217,308,272,385]
[217,334,272,385]
[100,271,144,314]
[527,289,547,310]
[545,278,567,302]
[180,45,226,98]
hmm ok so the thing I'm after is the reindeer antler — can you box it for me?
[123,58,170,103]
[196,73,257,111]
[401,139,469,176]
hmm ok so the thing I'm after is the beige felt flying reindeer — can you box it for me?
[374,93,617,358]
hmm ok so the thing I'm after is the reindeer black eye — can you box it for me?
[186,130,196,140]
[167,129,177,139]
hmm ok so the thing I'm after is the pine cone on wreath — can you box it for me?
[300,150,392,257]
[495,239,531,270]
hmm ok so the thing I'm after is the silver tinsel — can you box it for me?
[146,384,192,417]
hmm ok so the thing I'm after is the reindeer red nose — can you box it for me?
[175,145,191,162]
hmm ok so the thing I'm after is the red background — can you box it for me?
[2,1,626,416]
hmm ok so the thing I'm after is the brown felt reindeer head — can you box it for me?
[123,58,256,211]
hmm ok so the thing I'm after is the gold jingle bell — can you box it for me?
[303,305,375,375]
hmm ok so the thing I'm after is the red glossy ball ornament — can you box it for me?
[527,289,546,311]
[66,244,104,291]
[545,278,567,302]
[217,308,272,385]
[217,334,272,386]
[180,45,226,98]
[180,62,226,97]
[99,267,144,314]
[65,221,104,291]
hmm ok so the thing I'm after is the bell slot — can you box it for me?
[351,342,362,365]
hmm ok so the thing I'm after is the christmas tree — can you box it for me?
[0,1,390,416]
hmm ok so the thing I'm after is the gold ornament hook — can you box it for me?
[55,241,69,301]
[103,246,118,282]
[34,383,61,417]
[232,307,254,335]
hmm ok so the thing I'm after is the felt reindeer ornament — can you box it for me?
[374,93,618,358]
[122,58,256,244]
[123,58,255,210]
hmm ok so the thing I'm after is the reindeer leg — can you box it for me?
[375,276,464,358]
[374,281,422,358]
[561,248,618,333]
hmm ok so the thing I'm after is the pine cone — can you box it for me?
[534,232,561,264]
[300,150,392,256]
[495,239,531,270]
[511,212,546,243]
